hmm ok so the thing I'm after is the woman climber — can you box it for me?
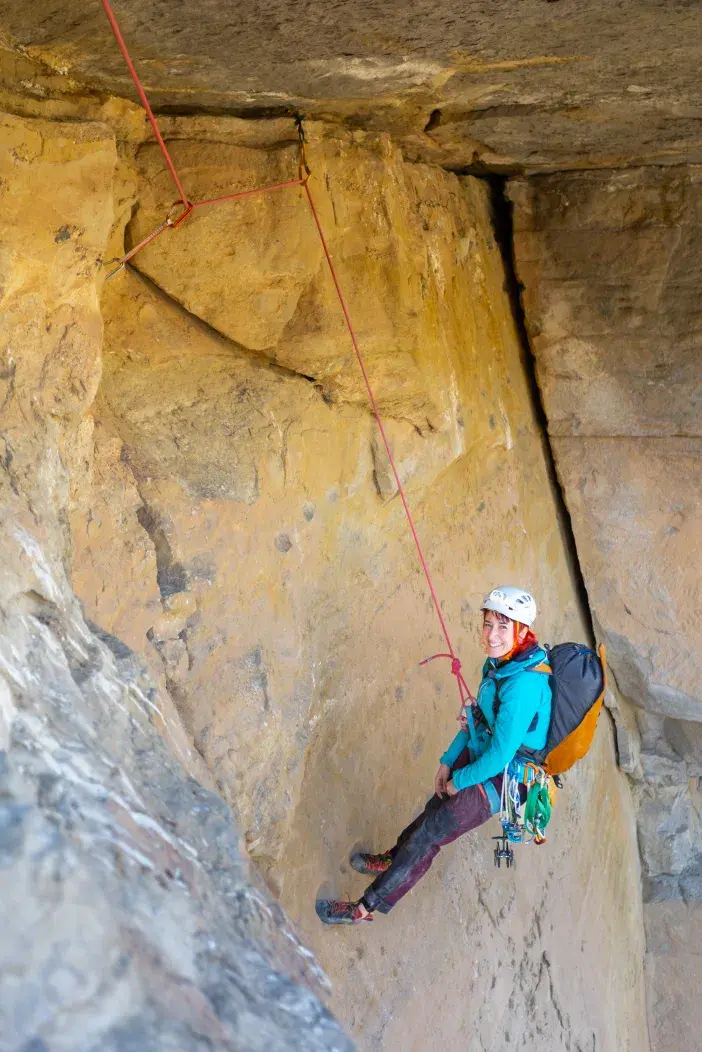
[316,585,552,925]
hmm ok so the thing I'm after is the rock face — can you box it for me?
[59,118,650,1050]
[0,594,354,1052]
[0,0,698,1039]
[89,121,593,867]
[1,1,702,171]
[0,109,353,1052]
[0,75,666,1052]
[510,165,702,1052]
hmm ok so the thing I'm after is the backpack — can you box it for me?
[517,642,607,775]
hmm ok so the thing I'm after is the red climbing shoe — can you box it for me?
[316,899,373,925]
[349,851,392,875]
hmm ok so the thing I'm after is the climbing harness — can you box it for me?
[492,757,556,868]
[98,0,471,712]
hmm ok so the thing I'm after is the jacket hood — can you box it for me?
[483,643,546,680]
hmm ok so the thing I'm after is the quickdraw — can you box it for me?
[105,200,192,279]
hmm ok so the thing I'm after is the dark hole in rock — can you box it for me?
[275,533,293,553]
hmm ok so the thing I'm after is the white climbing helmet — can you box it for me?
[481,586,537,626]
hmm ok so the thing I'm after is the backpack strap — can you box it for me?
[491,658,552,722]
[491,657,552,751]
[531,662,552,675]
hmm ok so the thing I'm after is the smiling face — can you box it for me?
[482,610,519,659]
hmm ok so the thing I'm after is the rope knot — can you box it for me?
[419,652,475,705]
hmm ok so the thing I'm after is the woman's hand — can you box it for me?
[434,763,451,798]
[445,780,458,797]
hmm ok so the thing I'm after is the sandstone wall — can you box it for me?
[63,119,649,1049]
[0,109,353,1052]
[510,166,702,1052]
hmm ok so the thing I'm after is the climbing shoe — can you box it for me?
[315,899,373,925]
[349,851,392,876]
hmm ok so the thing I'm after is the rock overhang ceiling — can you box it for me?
[1,0,701,171]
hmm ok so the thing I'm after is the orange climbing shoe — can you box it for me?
[316,899,373,925]
[350,851,392,875]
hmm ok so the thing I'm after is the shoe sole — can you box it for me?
[315,899,369,925]
[349,852,391,876]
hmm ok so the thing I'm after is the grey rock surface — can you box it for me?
[510,166,702,438]
[0,563,354,1052]
[644,899,702,1052]
[510,167,702,726]
[1,0,701,171]
[510,163,702,1052]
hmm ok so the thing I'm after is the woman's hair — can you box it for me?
[510,620,538,657]
[482,609,538,659]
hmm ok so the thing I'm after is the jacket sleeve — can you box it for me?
[451,673,544,791]
[440,729,469,768]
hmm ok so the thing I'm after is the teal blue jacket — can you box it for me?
[440,646,552,791]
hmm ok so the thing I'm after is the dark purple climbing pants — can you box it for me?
[362,749,501,914]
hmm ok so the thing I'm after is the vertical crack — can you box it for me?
[540,951,569,1036]
[485,176,595,643]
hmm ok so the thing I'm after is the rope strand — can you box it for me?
[99,0,191,206]
[302,180,470,707]
[97,0,472,710]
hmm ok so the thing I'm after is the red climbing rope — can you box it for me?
[302,180,473,707]
[99,0,191,207]
[192,178,305,210]
[98,0,473,710]
[105,179,307,278]
[99,0,307,277]
[418,653,474,703]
